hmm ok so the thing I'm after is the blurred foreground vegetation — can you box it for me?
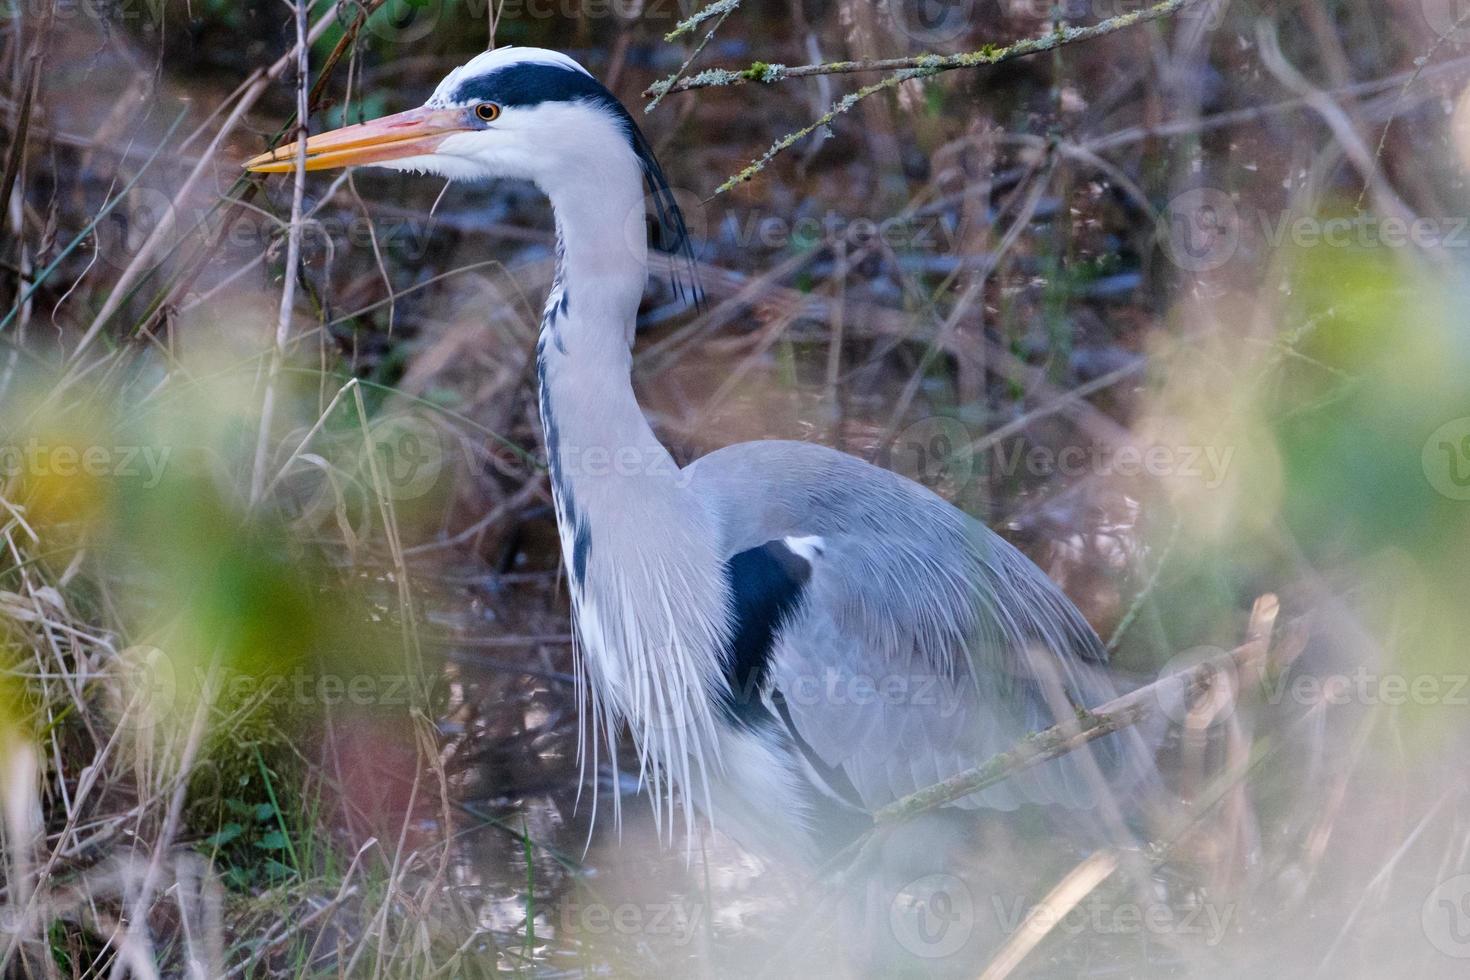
[3,0,1470,975]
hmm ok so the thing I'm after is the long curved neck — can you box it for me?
[534,140,731,839]
[535,152,681,586]
[543,163,648,352]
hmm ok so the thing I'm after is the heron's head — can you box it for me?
[247,47,646,185]
[246,47,697,298]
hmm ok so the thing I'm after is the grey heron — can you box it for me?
[246,47,1156,867]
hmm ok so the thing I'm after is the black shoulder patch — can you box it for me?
[721,540,811,725]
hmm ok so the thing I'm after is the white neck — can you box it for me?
[533,142,730,840]
[536,147,670,504]
[544,165,648,349]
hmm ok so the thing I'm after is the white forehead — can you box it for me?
[428,47,591,105]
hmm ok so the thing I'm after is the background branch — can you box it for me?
[647,0,1210,100]
[669,0,1211,191]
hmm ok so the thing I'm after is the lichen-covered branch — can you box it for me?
[651,0,1211,192]
[664,0,742,42]
[872,594,1279,826]
[645,0,742,112]
[714,70,921,193]
[650,0,1208,98]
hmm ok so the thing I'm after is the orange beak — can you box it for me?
[243,106,473,173]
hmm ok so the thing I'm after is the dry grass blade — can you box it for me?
[67,1,351,361]
[249,0,314,504]
[0,21,45,241]
[978,850,1121,980]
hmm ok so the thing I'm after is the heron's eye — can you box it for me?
[475,103,501,122]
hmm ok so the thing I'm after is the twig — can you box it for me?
[66,1,349,362]
[645,0,740,112]
[800,599,1281,907]
[872,594,1278,826]
[663,0,740,43]
[1255,19,1432,260]
[127,3,384,356]
[878,155,1054,445]
[309,0,389,111]
[1083,53,1470,154]
[648,0,1207,99]
[0,110,189,335]
[1358,9,1470,211]
[104,673,218,980]
[0,8,47,256]
[1106,512,1182,652]
[250,0,313,504]
[664,0,1206,191]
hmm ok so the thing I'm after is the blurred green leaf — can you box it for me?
[203,822,243,848]
[255,830,290,851]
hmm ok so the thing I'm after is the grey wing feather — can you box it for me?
[684,439,1157,812]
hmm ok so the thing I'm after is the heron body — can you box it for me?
[247,47,1154,866]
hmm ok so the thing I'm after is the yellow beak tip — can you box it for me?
[242,108,465,174]
[243,154,285,173]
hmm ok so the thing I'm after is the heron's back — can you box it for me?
[683,439,1159,818]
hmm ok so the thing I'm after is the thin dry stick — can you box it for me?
[1359,10,1470,211]
[103,676,217,980]
[0,109,189,337]
[1084,53,1470,153]
[778,593,1284,963]
[309,0,389,111]
[67,1,349,361]
[255,378,360,503]
[758,602,1272,980]
[140,7,385,341]
[1255,19,1432,261]
[0,7,46,255]
[879,156,1054,447]
[250,0,313,505]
